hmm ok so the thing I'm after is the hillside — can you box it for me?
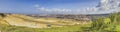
[0,12,119,32]
[0,13,91,28]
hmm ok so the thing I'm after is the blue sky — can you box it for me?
[0,0,100,14]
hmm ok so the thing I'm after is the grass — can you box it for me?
[0,24,91,32]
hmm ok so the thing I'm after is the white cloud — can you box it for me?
[33,4,101,14]
[34,0,120,14]
[36,7,73,12]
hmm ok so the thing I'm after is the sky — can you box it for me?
[0,0,100,14]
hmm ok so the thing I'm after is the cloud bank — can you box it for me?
[34,0,120,14]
